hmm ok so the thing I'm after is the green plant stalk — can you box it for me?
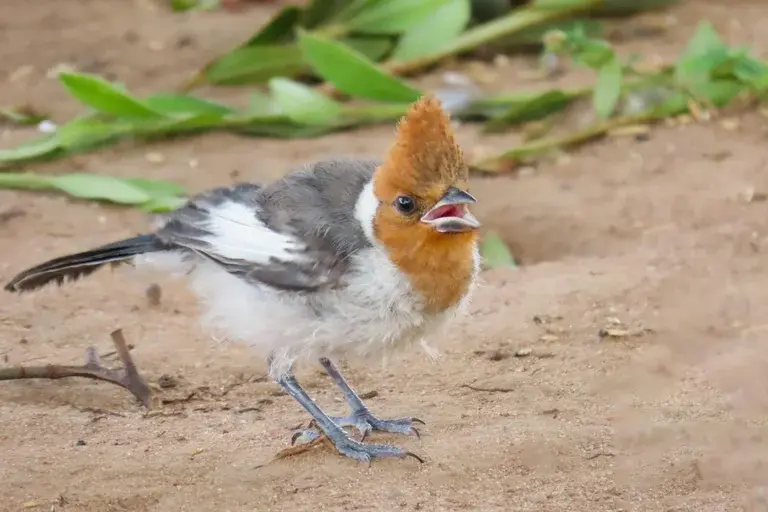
[4,89,583,167]
[475,84,592,107]
[385,0,605,76]
[0,172,51,189]
[472,110,665,172]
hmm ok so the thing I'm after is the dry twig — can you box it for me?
[0,329,152,407]
[461,384,515,393]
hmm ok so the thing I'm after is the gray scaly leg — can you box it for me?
[320,357,423,440]
[273,364,423,464]
[294,357,423,444]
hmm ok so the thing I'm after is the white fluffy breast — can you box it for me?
[159,246,453,378]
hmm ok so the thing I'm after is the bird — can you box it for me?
[4,94,481,464]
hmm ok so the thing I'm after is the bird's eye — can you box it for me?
[394,195,416,215]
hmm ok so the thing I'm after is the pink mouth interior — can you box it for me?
[426,204,463,220]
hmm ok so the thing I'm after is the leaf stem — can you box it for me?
[385,0,605,76]
[472,110,665,172]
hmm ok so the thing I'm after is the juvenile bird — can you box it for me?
[4,95,481,463]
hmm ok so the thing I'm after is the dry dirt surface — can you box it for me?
[2,1,768,511]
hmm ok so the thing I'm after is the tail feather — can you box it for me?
[4,234,166,293]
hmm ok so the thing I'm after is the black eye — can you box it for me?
[394,195,416,215]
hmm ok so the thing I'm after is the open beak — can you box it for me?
[420,186,480,233]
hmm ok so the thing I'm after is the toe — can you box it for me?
[291,429,322,446]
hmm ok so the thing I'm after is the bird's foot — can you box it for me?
[326,412,424,441]
[285,428,424,465]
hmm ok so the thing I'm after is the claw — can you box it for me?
[290,431,303,446]
[411,417,426,425]
[405,451,426,464]
[410,427,421,440]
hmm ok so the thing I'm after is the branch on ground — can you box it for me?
[0,329,154,408]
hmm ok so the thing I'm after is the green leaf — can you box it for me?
[144,93,235,116]
[268,78,343,125]
[572,39,615,69]
[674,47,731,91]
[170,0,218,11]
[0,136,61,165]
[484,90,572,132]
[50,174,152,204]
[123,177,187,198]
[55,118,133,150]
[346,0,452,34]
[141,195,188,213]
[648,91,688,117]
[58,72,164,119]
[248,92,283,116]
[237,121,339,138]
[679,21,726,64]
[301,0,350,28]
[297,30,422,102]
[480,231,516,269]
[0,172,187,209]
[204,45,305,85]
[691,79,744,107]
[391,0,471,61]
[246,6,302,45]
[673,23,731,94]
[333,0,374,22]
[342,37,393,62]
[732,53,768,87]
[593,58,622,118]
[131,113,224,136]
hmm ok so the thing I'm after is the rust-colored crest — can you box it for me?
[375,94,466,200]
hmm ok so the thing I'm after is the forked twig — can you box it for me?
[0,329,152,407]
[270,434,335,463]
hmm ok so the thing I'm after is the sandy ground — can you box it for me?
[2,0,768,510]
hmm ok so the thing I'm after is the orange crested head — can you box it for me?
[372,94,479,237]
[371,94,480,313]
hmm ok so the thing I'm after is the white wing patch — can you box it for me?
[203,200,306,264]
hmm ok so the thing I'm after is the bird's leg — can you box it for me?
[274,367,423,464]
[313,357,423,441]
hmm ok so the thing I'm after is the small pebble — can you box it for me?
[145,152,165,164]
[157,374,178,389]
[486,350,509,361]
[37,120,57,133]
[146,283,162,306]
[720,118,740,131]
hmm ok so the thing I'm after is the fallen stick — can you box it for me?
[0,329,152,407]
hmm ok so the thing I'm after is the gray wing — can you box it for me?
[154,158,378,292]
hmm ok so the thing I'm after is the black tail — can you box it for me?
[4,234,166,293]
